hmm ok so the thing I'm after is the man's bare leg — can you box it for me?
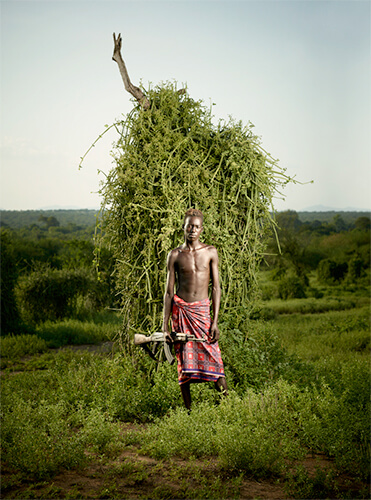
[180,382,192,410]
[214,377,228,397]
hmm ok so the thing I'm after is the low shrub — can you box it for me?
[35,317,119,348]
[142,383,307,477]
[277,275,306,299]
[1,396,87,479]
[317,259,348,284]
[0,334,48,360]
[16,266,92,324]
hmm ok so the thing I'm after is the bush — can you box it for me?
[0,334,48,360]
[346,255,366,282]
[0,230,22,334]
[277,275,306,299]
[317,259,348,284]
[16,266,92,323]
[217,314,308,392]
[35,316,119,348]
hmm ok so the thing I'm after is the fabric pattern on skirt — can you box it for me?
[171,294,225,385]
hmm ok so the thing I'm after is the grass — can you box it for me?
[272,305,370,362]
[1,284,370,499]
[35,311,121,348]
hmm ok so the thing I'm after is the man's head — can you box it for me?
[183,209,204,243]
[183,208,204,225]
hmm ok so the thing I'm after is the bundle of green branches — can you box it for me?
[98,83,291,335]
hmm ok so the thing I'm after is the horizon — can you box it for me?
[1,205,370,214]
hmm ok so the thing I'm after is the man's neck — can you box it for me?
[183,240,203,251]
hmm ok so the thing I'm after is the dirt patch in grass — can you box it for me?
[2,424,368,500]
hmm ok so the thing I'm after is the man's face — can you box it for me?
[183,216,203,242]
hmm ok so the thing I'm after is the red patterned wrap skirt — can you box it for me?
[171,294,225,385]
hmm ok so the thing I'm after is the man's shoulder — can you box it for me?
[203,243,218,254]
[168,246,183,259]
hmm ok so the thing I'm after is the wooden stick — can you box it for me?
[112,33,150,110]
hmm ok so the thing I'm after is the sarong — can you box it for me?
[171,294,225,385]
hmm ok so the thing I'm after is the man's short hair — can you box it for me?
[183,208,204,224]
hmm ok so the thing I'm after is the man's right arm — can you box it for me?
[162,250,176,342]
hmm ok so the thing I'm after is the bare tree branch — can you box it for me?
[112,33,150,110]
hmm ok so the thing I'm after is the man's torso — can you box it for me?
[173,243,215,302]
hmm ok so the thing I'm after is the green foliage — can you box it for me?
[272,305,370,362]
[277,275,307,299]
[1,300,370,485]
[346,255,366,282]
[218,314,305,391]
[264,211,370,287]
[142,374,370,480]
[38,215,60,228]
[285,465,338,499]
[265,296,359,315]
[317,258,348,284]
[0,230,22,334]
[35,314,120,348]
[355,215,371,231]
[142,385,304,476]
[97,83,293,334]
[1,396,87,479]
[0,209,98,229]
[0,334,48,360]
[16,266,92,323]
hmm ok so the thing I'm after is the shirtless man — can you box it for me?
[162,208,228,409]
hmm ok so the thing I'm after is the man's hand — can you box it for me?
[164,331,173,344]
[209,322,220,344]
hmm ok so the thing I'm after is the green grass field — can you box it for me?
[1,284,370,499]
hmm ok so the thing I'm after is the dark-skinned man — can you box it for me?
[162,208,228,410]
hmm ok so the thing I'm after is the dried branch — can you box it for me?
[112,33,150,110]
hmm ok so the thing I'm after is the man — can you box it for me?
[162,208,228,410]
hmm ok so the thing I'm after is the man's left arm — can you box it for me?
[209,247,221,343]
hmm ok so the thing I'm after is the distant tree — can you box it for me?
[346,255,365,282]
[38,215,60,228]
[0,230,22,334]
[332,214,347,233]
[276,210,302,232]
[317,258,348,284]
[355,216,371,232]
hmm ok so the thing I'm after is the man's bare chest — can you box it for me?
[175,250,210,275]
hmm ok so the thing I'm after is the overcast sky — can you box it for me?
[1,0,370,212]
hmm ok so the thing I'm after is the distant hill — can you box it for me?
[301,205,370,212]
[0,209,98,229]
[297,211,370,224]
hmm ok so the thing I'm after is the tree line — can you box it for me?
[263,210,370,300]
[1,209,370,334]
[1,217,116,334]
